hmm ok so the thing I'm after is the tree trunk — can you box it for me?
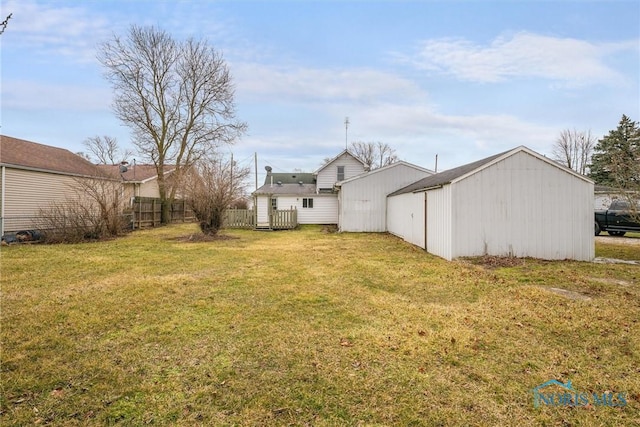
[161,200,172,225]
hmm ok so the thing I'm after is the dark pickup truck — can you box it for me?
[595,200,640,236]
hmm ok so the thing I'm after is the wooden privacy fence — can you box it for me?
[132,197,195,229]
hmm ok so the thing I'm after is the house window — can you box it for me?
[271,198,277,210]
[337,165,345,181]
[303,198,314,208]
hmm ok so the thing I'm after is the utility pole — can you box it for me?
[254,152,258,191]
[344,117,350,149]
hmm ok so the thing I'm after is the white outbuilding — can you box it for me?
[336,161,433,232]
[387,146,594,261]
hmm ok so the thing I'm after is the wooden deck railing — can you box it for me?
[269,208,297,230]
[223,208,255,229]
[223,207,297,230]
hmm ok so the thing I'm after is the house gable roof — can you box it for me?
[253,183,317,196]
[262,172,316,186]
[96,164,175,183]
[334,161,434,186]
[0,135,108,178]
[313,149,366,174]
[389,146,593,197]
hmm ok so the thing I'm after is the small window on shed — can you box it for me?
[303,198,314,208]
[337,165,345,181]
[271,198,277,210]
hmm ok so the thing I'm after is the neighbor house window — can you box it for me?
[303,198,314,208]
[271,198,277,210]
[337,165,345,181]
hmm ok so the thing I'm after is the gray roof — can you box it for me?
[253,183,316,196]
[263,172,316,185]
[389,150,509,196]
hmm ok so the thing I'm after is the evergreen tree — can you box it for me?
[589,115,640,188]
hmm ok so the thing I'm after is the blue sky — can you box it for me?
[1,0,638,185]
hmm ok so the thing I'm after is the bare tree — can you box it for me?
[82,135,132,165]
[0,13,12,35]
[552,129,596,175]
[98,25,246,223]
[349,141,399,170]
[185,154,251,236]
[321,141,399,170]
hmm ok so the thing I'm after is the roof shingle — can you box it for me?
[0,135,106,178]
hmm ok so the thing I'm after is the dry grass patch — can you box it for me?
[1,224,639,426]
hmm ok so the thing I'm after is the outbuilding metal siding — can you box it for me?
[450,151,593,260]
[339,162,432,232]
[425,186,452,260]
[386,192,425,248]
[386,146,594,261]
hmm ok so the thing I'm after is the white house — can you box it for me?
[336,161,433,232]
[252,149,365,226]
[387,146,594,261]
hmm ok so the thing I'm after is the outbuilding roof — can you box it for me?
[389,146,592,196]
[0,135,108,178]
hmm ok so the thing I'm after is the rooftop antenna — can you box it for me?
[344,116,350,149]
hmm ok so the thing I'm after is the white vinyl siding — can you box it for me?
[339,163,432,232]
[275,195,338,224]
[316,152,364,189]
[2,168,93,232]
[138,179,161,198]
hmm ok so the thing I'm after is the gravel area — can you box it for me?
[595,235,640,246]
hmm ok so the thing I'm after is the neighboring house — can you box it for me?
[253,149,366,226]
[336,161,433,232]
[97,163,176,200]
[0,135,113,235]
[387,146,594,261]
[593,185,636,210]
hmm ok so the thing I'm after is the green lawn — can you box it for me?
[1,224,639,426]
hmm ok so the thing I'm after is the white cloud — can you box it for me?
[399,32,637,86]
[233,63,427,104]
[2,0,111,63]
[353,103,551,144]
